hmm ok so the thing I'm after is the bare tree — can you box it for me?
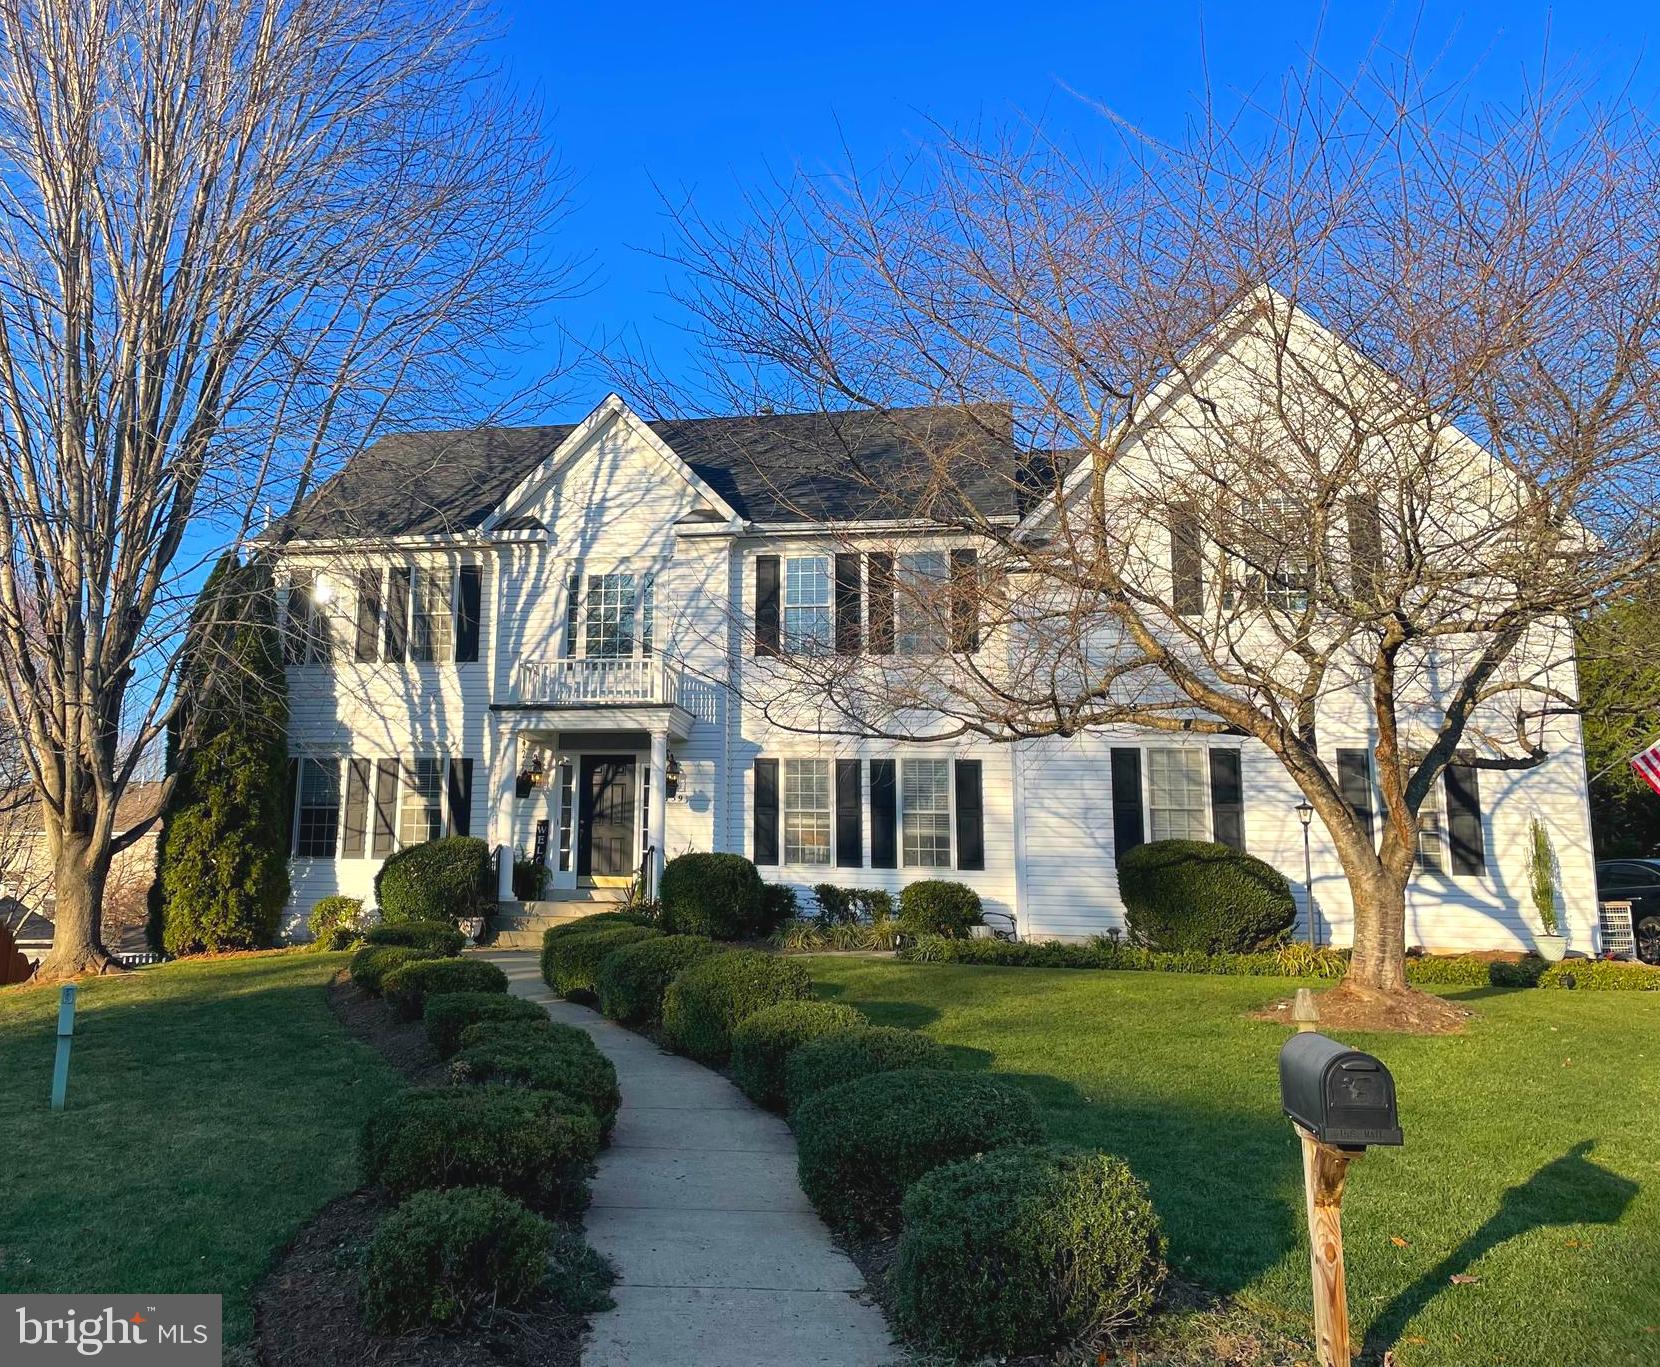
[650,55,1660,1021]
[0,0,570,978]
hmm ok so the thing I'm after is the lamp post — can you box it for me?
[1295,799,1316,946]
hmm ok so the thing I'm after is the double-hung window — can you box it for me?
[585,572,637,658]
[410,568,454,663]
[398,758,444,846]
[783,758,832,864]
[1416,778,1446,873]
[782,557,832,653]
[1231,497,1312,613]
[1146,748,1209,841]
[901,758,952,866]
[897,552,949,654]
[295,759,342,857]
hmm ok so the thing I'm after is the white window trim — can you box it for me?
[292,755,344,859]
[896,550,950,656]
[782,555,833,655]
[564,562,659,660]
[1142,746,1212,844]
[899,755,954,869]
[782,756,833,866]
[398,755,447,847]
[408,564,457,665]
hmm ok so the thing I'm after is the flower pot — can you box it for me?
[458,916,486,944]
[1535,933,1567,963]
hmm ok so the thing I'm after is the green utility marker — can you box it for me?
[50,982,76,1111]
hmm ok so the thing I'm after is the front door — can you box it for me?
[578,754,636,878]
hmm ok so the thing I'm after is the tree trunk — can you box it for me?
[1345,869,1409,992]
[34,828,121,979]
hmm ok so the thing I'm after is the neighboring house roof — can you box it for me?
[0,781,164,833]
[277,402,1034,540]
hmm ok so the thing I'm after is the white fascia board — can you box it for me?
[743,516,1019,537]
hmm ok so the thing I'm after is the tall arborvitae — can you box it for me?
[150,555,291,955]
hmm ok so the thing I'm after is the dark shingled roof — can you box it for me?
[278,403,1030,540]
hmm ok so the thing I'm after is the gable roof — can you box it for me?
[276,402,1029,541]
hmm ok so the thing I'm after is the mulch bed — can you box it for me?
[1252,982,1471,1035]
[252,972,588,1367]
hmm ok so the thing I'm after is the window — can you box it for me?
[1146,748,1209,841]
[1231,498,1311,613]
[901,758,952,867]
[399,757,444,846]
[897,552,949,654]
[585,572,637,658]
[410,568,454,663]
[783,758,832,864]
[295,759,341,857]
[557,760,575,872]
[287,573,339,665]
[783,557,832,653]
[1416,778,1445,873]
[640,571,656,657]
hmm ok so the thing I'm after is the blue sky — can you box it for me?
[486,0,1654,421]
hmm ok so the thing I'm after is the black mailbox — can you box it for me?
[1279,1032,1402,1149]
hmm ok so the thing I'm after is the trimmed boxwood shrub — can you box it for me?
[382,957,509,1022]
[309,895,363,949]
[360,1186,551,1333]
[784,1025,951,1113]
[450,1023,621,1136]
[898,880,983,938]
[659,852,765,939]
[899,935,1351,979]
[424,992,550,1058]
[375,836,493,925]
[1539,958,1660,990]
[360,1085,599,1213]
[730,1000,868,1110]
[1119,840,1296,953]
[896,1145,1167,1356]
[542,923,662,999]
[660,948,813,1064]
[365,920,466,956]
[595,934,725,1025]
[794,1068,1043,1233]
[350,944,440,995]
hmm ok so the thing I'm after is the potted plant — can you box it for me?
[1528,817,1566,962]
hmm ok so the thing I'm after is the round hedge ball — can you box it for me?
[896,1144,1167,1357]
[792,1067,1042,1232]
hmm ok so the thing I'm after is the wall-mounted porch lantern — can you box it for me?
[516,750,545,800]
[664,750,683,801]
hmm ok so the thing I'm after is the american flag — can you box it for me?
[1633,739,1660,797]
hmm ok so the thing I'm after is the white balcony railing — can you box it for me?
[515,656,677,706]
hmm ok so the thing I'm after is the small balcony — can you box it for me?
[515,656,679,705]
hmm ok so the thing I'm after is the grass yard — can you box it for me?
[0,952,401,1348]
[806,959,1660,1367]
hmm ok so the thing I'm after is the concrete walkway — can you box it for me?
[483,951,897,1367]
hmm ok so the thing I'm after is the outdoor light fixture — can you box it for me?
[1295,799,1317,946]
[515,750,545,799]
[664,751,683,800]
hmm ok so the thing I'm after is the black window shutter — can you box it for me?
[834,554,862,656]
[285,757,300,854]
[1336,749,1375,842]
[835,758,862,867]
[867,553,894,655]
[1346,495,1383,603]
[1445,761,1486,877]
[1110,748,1144,858]
[950,548,980,652]
[1170,503,1204,616]
[755,556,781,657]
[284,571,313,665]
[455,564,482,662]
[384,568,410,663]
[954,759,985,871]
[869,758,897,868]
[447,757,473,837]
[342,758,371,857]
[372,758,399,857]
[753,758,779,864]
[354,569,382,662]
[1208,749,1245,851]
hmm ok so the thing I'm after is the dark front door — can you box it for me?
[578,755,636,877]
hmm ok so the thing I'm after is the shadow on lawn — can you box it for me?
[1359,1140,1638,1363]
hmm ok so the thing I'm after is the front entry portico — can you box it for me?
[490,697,690,905]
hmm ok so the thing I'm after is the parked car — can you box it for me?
[1595,859,1660,964]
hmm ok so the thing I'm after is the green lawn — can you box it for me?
[0,953,401,1347]
[805,959,1660,1367]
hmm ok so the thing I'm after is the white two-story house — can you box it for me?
[269,346,1603,954]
